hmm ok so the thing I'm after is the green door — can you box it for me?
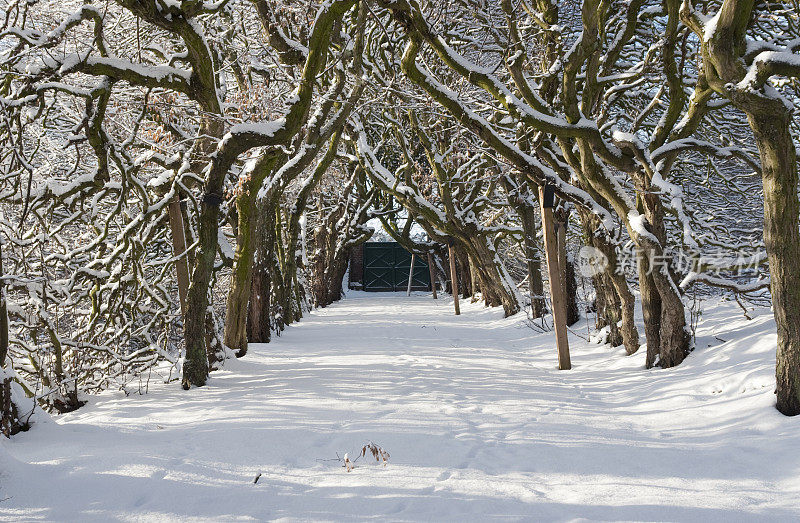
[363,242,430,291]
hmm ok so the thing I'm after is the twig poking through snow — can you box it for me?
[317,442,390,472]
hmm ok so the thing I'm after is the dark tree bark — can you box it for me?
[578,209,640,355]
[564,254,580,327]
[639,259,662,368]
[224,156,280,356]
[1,240,26,437]
[247,210,276,346]
[521,216,546,318]
[593,271,623,347]
[683,0,800,414]
[511,187,547,317]
[0,240,7,368]
[183,0,357,387]
[181,116,225,389]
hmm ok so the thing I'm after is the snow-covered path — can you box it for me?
[2,293,799,521]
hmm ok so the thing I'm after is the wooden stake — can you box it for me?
[168,196,190,316]
[539,185,571,370]
[448,241,460,315]
[407,253,416,296]
[427,252,438,299]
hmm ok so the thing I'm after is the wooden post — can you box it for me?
[448,240,460,315]
[168,196,190,316]
[427,252,438,299]
[539,185,571,370]
[407,253,416,296]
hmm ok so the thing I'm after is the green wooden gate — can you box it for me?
[363,242,430,291]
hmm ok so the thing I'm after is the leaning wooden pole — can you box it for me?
[168,196,191,316]
[427,252,438,299]
[539,185,571,370]
[447,240,460,315]
[406,253,416,296]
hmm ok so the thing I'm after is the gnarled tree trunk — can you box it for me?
[578,209,640,355]
[748,110,800,415]
[519,204,547,317]
[460,235,521,316]
[681,0,800,415]
[247,209,276,346]
[224,156,282,357]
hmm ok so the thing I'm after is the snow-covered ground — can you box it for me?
[1,292,799,521]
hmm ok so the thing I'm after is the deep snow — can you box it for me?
[1,292,799,521]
